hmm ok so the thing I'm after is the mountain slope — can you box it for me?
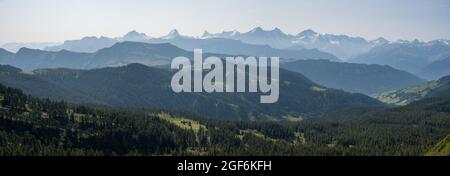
[1,82,448,156]
[319,91,450,155]
[0,83,201,156]
[375,75,450,106]
[0,65,102,104]
[0,49,14,63]
[420,56,450,80]
[280,59,425,94]
[0,64,384,120]
[426,134,450,156]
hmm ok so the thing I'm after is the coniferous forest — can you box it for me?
[1,84,449,156]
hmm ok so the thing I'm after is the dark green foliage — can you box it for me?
[0,83,448,156]
[0,85,197,155]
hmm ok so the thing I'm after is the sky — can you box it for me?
[0,0,449,44]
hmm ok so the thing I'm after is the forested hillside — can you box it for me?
[0,64,383,120]
[1,84,449,156]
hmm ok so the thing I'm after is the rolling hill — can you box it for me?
[0,64,384,120]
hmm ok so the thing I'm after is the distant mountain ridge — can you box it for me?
[0,42,193,70]
[0,41,341,70]
[281,59,426,94]
[202,27,295,49]
[203,27,392,59]
[43,29,340,62]
[148,36,338,61]
[5,28,450,81]
[45,36,117,53]
[350,40,450,79]
[1,42,60,52]
[419,56,450,80]
[39,28,449,65]
[19,27,445,66]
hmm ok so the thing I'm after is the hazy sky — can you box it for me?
[1,0,449,44]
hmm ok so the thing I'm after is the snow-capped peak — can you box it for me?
[370,37,390,46]
[201,30,212,38]
[296,29,318,37]
[412,39,421,44]
[202,30,241,39]
[425,39,450,47]
[394,39,411,44]
[124,30,140,37]
[272,27,282,33]
[121,30,150,41]
[161,29,181,39]
[168,29,180,36]
[435,39,450,46]
[249,27,264,33]
[229,30,240,36]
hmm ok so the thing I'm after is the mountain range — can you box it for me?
[33,28,450,81]
[2,41,331,70]
[44,29,339,62]
[0,63,384,120]
[0,42,193,70]
[350,40,450,80]
[202,27,295,49]
[280,59,425,94]
[41,27,390,60]
[203,28,388,59]
[203,28,450,80]
[1,42,60,52]
[0,41,430,95]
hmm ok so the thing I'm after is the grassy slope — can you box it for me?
[375,75,450,106]
[426,134,450,156]
[375,80,441,106]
